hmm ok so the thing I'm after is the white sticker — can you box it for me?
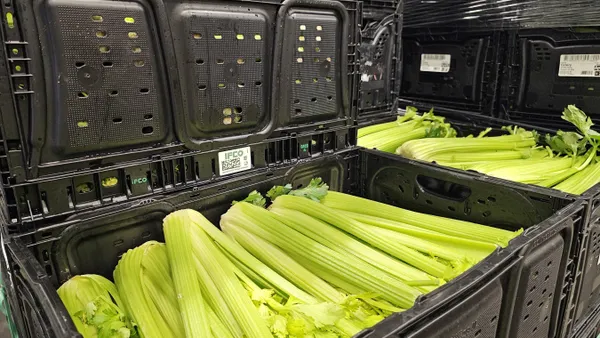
[420,54,451,73]
[558,54,600,77]
[218,146,252,176]
[597,253,600,266]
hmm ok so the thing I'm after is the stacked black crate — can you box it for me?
[0,0,360,336]
[361,0,600,337]
[357,0,402,119]
[0,0,359,230]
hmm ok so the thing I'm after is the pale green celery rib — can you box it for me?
[554,162,600,194]
[269,200,452,279]
[163,211,210,338]
[189,221,274,338]
[221,222,346,304]
[268,205,438,282]
[321,191,519,247]
[190,208,317,304]
[192,253,243,337]
[358,120,405,138]
[398,133,536,160]
[222,203,421,308]
[428,148,543,163]
[358,121,420,143]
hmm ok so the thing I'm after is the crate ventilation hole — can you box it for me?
[73,14,153,135]
[293,24,334,115]
[533,44,551,61]
[191,31,265,125]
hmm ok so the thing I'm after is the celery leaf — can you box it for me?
[233,190,267,207]
[288,178,329,201]
[266,184,293,200]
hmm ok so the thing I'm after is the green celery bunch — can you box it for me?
[57,274,138,338]
[113,241,185,338]
[358,107,456,153]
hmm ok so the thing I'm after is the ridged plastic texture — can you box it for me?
[0,0,360,184]
[403,0,600,29]
[3,148,584,338]
[571,301,600,338]
[401,0,600,130]
[2,127,354,227]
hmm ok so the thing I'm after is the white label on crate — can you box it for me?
[558,54,600,77]
[218,146,252,176]
[420,54,451,73]
[597,253,600,266]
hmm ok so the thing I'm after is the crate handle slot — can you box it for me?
[416,174,471,202]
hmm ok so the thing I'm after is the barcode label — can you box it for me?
[218,146,252,176]
[563,54,600,62]
[559,54,600,77]
[420,54,451,73]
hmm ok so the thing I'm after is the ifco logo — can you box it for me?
[225,150,244,159]
[131,177,148,184]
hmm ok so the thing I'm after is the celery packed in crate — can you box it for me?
[361,104,600,195]
[357,106,456,153]
[56,178,521,338]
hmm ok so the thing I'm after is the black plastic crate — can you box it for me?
[1,126,354,228]
[398,27,503,115]
[356,106,600,338]
[500,28,600,129]
[358,13,401,117]
[571,301,600,338]
[1,148,585,338]
[0,0,359,184]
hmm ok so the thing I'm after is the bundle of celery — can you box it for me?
[357,106,456,153]
[57,274,137,338]
[58,179,521,338]
[222,179,520,312]
[397,105,600,194]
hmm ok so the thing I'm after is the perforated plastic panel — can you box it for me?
[42,0,169,158]
[406,279,502,338]
[511,235,564,338]
[171,5,271,138]
[278,7,347,125]
[575,221,600,325]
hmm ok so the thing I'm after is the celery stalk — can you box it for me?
[269,200,454,279]
[163,210,211,338]
[321,191,521,247]
[221,222,346,304]
[340,211,497,261]
[554,161,600,194]
[222,202,422,308]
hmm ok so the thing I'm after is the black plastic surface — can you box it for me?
[399,28,501,115]
[4,148,585,338]
[500,28,600,129]
[0,0,359,184]
[358,14,401,117]
[561,187,600,338]
[3,127,354,227]
[571,301,600,338]
[361,0,398,22]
